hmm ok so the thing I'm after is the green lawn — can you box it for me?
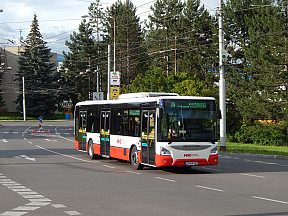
[222,142,288,157]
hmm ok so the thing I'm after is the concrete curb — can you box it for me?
[220,152,288,160]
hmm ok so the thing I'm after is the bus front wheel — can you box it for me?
[130,146,143,170]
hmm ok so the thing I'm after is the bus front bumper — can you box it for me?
[155,154,218,167]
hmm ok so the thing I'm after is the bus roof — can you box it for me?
[75,93,216,107]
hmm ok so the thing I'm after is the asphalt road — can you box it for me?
[0,121,287,216]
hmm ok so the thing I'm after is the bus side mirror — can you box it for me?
[217,109,222,119]
[158,108,163,119]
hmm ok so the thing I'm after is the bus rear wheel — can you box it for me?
[130,146,143,170]
[88,140,96,160]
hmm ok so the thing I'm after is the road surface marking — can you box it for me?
[13,206,40,211]
[102,165,115,169]
[155,177,177,183]
[65,211,82,215]
[17,192,38,195]
[252,196,288,204]
[23,195,44,199]
[195,185,224,192]
[26,202,50,206]
[45,139,57,142]
[126,170,142,175]
[240,173,266,178]
[34,145,97,163]
[0,139,8,143]
[0,211,28,216]
[51,204,66,208]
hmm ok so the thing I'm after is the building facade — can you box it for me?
[0,46,57,112]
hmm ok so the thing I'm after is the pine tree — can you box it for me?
[15,14,59,117]
[63,19,98,101]
[225,0,287,123]
[104,0,144,86]
[181,0,218,84]
[146,0,184,76]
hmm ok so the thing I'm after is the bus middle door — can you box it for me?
[79,111,87,151]
[100,111,110,156]
[141,110,155,165]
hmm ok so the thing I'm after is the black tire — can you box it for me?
[130,146,143,170]
[88,140,97,159]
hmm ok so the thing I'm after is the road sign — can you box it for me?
[110,87,120,100]
[222,50,228,59]
[93,92,104,101]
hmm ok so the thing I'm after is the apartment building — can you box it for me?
[0,46,57,112]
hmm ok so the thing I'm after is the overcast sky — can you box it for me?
[0,0,219,54]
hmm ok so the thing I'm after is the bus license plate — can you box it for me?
[185,161,198,166]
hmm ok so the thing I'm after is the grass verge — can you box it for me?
[222,142,288,157]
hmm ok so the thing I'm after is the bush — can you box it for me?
[233,123,287,146]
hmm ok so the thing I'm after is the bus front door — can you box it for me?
[79,111,87,151]
[141,111,155,165]
[100,111,110,156]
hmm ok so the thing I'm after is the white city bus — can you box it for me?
[74,92,220,169]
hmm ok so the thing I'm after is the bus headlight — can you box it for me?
[210,146,218,155]
[160,147,171,156]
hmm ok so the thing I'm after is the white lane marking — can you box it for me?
[253,161,277,165]
[55,127,74,142]
[45,139,57,142]
[25,202,50,206]
[7,186,27,189]
[23,195,44,199]
[11,188,32,192]
[195,185,224,192]
[65,211,82,215]
[28,198,52,202]
[3,132,10,134]
[15,155,35,162]
[0,179,14,182]
[17,192,38,195]
[240,173,266,178]
[155,177,177,183]
[126,170,142,175]
[252,196,288,204]
[34,145,97,163]
[51,204,66,208]
[0,211,28,216]
[13,206,40,211]
[1,183,20,186]
[0,139,8,143]
[0,176,7,178]
[102,165,115,169]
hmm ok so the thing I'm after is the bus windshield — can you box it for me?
[158,99,217,142]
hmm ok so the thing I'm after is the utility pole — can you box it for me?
[107,45,111,100]
[22,76,26,121]
[219,0,226,151]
